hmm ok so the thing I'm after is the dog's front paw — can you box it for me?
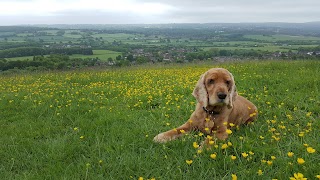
[153,133,171,143]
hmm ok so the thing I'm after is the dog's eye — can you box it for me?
[226,80,231,85]
[208,79,215,84]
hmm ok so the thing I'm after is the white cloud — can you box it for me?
[0,0,175,16]
[0,0,319,24]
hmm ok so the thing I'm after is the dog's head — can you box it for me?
[192,68,237,109]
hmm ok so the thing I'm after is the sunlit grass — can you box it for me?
[0,60,319,179]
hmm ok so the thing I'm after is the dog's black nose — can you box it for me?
[217,92,227,100]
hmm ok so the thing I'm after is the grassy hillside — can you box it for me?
[0,60,319,179]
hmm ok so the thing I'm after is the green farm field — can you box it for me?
[92,33,140,42]
[0,60,319,179]
[5,50,121,61]
[70,50,122,61]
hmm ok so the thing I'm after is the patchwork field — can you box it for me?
[0,60,319,179]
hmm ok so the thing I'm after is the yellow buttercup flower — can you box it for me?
[306,112,312,117]
[193,142,199,149]
[186,160,193,165]
[210,153,217,159]
[230,155,237,160]
[307,147,316,153]
[290,172,307,180]
[226,129,232,135]
[257,169,263,175]
[221,143,228,149]
[297,158,305,165]
[287,152,294,157]
[231,174,237,180]
[298,132,304,137]
[242,152,249,158]
[249,112,256,117]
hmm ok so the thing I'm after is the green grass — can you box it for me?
[0,60,319,179]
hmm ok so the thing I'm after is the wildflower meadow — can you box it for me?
[0,60,319,179]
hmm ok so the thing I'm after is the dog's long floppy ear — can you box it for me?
[192,73,208,107]
[227,72,237,109]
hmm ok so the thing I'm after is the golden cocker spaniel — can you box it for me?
[154,68,258,143]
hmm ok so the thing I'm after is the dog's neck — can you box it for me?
[203,105,223,115]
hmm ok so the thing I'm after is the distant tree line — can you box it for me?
[185,48,268,60]
[0,54,99,72]
[0,42,41,50]
[0,47,93,58]
[0,26,54,33]
[297,45,320,52]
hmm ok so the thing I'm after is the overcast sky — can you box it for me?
[0,0,319,25]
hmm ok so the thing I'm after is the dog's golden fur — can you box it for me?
[154,68,258,143]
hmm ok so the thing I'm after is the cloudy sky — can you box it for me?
[0,0,319,25]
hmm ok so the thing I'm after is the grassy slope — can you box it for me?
[0,60,319,179]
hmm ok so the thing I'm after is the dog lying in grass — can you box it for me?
[154,68,258,143]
